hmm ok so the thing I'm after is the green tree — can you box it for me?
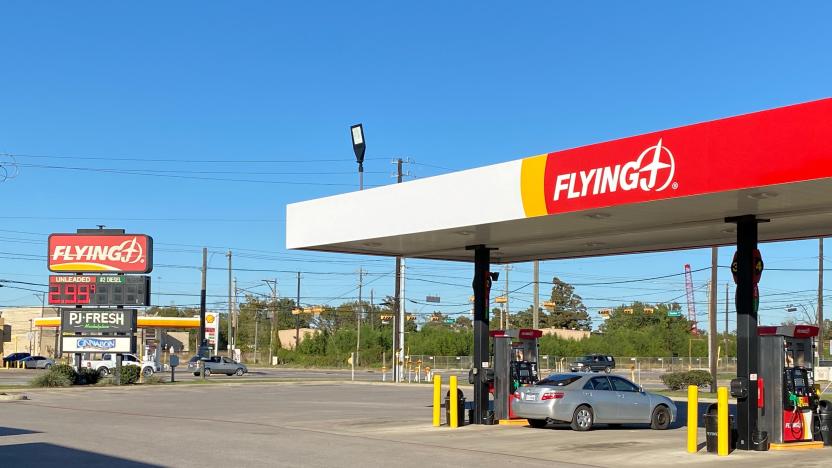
[544,277,590,330]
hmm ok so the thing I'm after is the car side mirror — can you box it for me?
[639,386,645,393]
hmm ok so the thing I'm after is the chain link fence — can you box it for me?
[408,354,738,373]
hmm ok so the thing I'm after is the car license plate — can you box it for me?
[524,394,537,401]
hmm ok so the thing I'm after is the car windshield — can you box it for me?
[537,374,582,387]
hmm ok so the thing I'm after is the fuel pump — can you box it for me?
[488,329,541,421]
[757,325,820,445]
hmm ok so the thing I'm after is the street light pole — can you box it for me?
[351,124,366,191]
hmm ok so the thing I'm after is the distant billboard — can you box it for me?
[48,234,153,273]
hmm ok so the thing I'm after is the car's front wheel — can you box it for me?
[528,419,548,429]
[604,366,611,373]
[203,368,211,377]
[571,405,594,431]
[142,367,154,377]
[235,368,244,376]
[650,405,671,430]
[44,363,52,370]
[98,367,110,376]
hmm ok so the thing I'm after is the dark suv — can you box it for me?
[570,354,615,373]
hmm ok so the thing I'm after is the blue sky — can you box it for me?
[0,2,829,331]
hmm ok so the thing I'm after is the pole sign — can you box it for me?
[49,275,151,306]
[730,249,764,285]
[205,312,220,353]
[48,234,153,273]
[60,309,137,334]
[61,336,134,353]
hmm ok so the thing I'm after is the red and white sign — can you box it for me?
[205,312,220,354]
[48,234,153,273]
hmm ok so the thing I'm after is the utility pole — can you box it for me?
[296,272,301,348]
[709,247,718,393]
[232,277,238,355]
[199,248,207,355]
[398,259,407,382]
[227,250,232,357]
[393,157,404,382]
[724,283,729,369]
[504,265,511,329]
[357,267,364,367]
[533,260,540,329]
[819,238,825,358]
[369,289,374,330]
[263,279,278,365]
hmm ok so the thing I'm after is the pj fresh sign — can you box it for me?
[60,309,137,334]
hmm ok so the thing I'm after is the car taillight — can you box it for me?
[513,391,521,398]
[541,391,564,400]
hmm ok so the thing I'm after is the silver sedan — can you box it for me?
[512,373,676,431]
[22,356,55,369]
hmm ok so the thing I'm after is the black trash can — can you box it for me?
[704,403,734,453]
[444,389,465,426]
[817,400,832,446]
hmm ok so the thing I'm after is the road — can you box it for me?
[2,381,831,467]
[0,366,669,388]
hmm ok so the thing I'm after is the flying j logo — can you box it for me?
[519,99,832,219]
[550,139,675,201]
[48,234,153,273]
[521,138,679,217]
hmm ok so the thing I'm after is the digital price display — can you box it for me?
[49,275,151,306]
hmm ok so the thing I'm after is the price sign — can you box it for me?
[49,275,151,306]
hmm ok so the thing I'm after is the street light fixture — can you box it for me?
[350,123,366,190]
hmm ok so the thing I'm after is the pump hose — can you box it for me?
[789,407,803,439]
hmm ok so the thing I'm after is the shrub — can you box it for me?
[31,370,73,387]
[143,374,164,385]
[118,365,141,385]
[660,370,713,390]
[685,370,713,387]
[75,367,103,385]
[49,364,78,383]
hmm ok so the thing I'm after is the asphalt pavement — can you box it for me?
[2,381,832,467]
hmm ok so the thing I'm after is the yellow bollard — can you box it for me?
[433,375,442,427]
[717,387,729,456]
[449,375,459,428]
[687,385,698,453]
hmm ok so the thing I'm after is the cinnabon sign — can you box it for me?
[48,234,153,273]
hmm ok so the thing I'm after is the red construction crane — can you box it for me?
[684,264,698,334]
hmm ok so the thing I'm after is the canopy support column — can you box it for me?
[468,244,494,425]
[726,214,768,450]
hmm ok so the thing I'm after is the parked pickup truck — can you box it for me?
[81,353,157,377]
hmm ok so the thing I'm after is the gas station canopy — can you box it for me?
[287,99,832,262]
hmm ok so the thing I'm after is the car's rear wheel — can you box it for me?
[98,367,110,376]
[203,368,211,376]
[571,405,594,431]
[527,419,548,428]
[650,405,671,430]
[235,368,244,376]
